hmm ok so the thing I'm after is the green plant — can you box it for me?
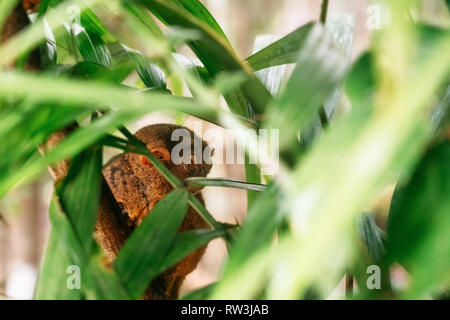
[0,0,449,299]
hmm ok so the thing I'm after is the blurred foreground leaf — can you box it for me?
[387,140,450,298]
[57,145,102,253]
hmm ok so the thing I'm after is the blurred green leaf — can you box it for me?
[358,213,386,263]
[345,52,375,110]
[73,25,113,67]
[387,140,450,297]
[0,0,19,38]
[0,98,92,197]
[38,0,115,42]
[221,186,282,275]
[117,44,167,88]
[115,189,189,298]
[123,2,164,39]
[0,71,218,120]
[0,70,225,196]
[430,84,450,133]
[213,11,450,298]
[266,23,348,152]
[35,229,83,299]
[182,283,216,300]
[168,0,227,40]
[246,23,315,71]
[353,213,391,298]
[0,0,106,68]
[62,61,134,83]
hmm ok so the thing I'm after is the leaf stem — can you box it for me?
[320,0,329,24]
[318,0,330,128]
[345,272,354,298]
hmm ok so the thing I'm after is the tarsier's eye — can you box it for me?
[151,147,171,162]
[140,147,171,167]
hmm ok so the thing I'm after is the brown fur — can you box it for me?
[103,124,213,298]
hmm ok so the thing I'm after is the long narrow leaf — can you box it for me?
[387,141,450,298]
[34,229,83,299]
[57,145,102,253]
[184,177,268,192]
[115,189,189,298]
[246,23,315,71]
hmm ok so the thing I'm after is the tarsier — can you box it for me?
[103,124,213,298]
[3,1,213,299]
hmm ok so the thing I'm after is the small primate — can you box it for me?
[103,124,213,299]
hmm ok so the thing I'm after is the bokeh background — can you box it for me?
[0,0,447,299]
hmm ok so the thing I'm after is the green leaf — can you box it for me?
[182,283,216,300]
[0,109,137,197]
[266,23,348,152]
[168,0,227,40]
[223,186,282,273]
[386,140,450,297]
[123,2,164,39]
[64,61,134,83]
[57,145,102,253]
[38,0,115,42]
[35,229,83,299]
[115,189,189,298]
[187,193,225,232]
[0,71,218,120]
[0,0,107,68]
[184,177,268,192]
[45,195,131,299]
[358,213,386,263]
[134,0,272,116]
[0,0,18,38]
[345,52,375,109]
[246,23,315,71]
[40,18,58,67]
[430,84,450,133]
[115,43,167,88]
[0,98,92,198]
[73,25,113,67]
[213,11,450,298]
[355,213,391,297]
